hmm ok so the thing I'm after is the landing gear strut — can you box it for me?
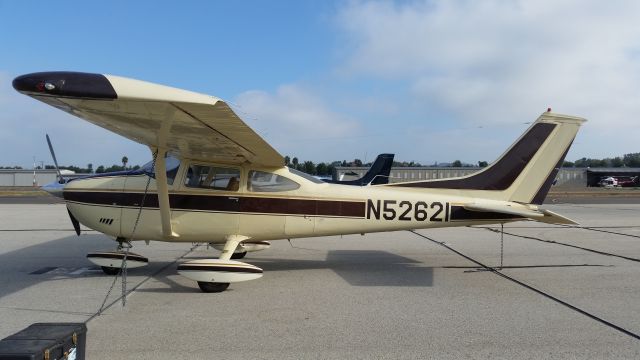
[230,251,247,259]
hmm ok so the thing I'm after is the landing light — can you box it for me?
[44,82,56,90]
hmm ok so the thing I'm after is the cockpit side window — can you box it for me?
[185,164,241,191]
[141,156,181,185]
[248,170,300,192]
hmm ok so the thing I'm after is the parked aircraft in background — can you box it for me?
[598,176,638,188]
[322,154,394,186]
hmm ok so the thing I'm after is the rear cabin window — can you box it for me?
[185,165,240,191]
[248,171,300,192]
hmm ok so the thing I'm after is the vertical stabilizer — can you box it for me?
[388,112,586,205]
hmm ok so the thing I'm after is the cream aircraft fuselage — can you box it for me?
[64,164,508,244]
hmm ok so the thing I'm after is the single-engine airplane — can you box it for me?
[13,72,585,292]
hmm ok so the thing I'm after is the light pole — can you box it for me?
[32,156,36,187]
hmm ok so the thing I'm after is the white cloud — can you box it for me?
[335,0,640,158]
[234,84,360,159]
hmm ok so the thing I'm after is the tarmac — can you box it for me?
[0,198,639,359]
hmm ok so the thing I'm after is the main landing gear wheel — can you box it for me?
[101,266,120,275]
[197,282,230,293]
[230,251,247,259]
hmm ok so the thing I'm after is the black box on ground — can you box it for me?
[0,323,87,360]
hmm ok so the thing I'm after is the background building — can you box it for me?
[0,169,84,187]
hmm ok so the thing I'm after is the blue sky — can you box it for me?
[2,1,640,169]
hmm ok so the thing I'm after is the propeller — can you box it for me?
[46,134,65,184]
[68,209,81,236]
[43,134,81,235]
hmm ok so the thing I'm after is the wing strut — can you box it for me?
[153,106,179,239]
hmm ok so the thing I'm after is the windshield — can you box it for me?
[141,156,181,185]
[288,168,324,184]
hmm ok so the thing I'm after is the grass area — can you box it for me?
[0,188,49,197]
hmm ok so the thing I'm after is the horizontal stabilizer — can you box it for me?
[463,203,578,225]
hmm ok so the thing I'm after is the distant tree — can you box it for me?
[341,160,347,167]
[87,163,93,173]
[574,158,587,167]
[303,161,316,175]
[292,157,299,168]
[354,159,363,167]
[96,165,105,173]
[478,161,489,167]
[122,156,128,168]
[611,157,624,167]
[623,153,640,167]
[574,157,606,168]
[451,160,462,167]
[316,162,328,176]
[284,156,291,167]
[562,160,574,167]
[105,165,125,173]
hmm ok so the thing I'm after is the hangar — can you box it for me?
[0,169,84,187]
[584,168,640,187]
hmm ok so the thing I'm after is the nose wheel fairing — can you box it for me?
[87,251,149,273]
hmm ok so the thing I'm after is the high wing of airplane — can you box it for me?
[323,153,394,186]
[13,71,586,292]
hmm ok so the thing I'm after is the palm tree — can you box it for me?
[122,156,128,169]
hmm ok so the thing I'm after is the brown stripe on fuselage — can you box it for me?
[388,123,557,190]
[64,191,366,218]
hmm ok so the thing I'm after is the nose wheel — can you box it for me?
[197,282,230,293]
[101,266,121,275]
[87,240,149,275]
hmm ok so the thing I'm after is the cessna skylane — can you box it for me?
[13,72,585,292]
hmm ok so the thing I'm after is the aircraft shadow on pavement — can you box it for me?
[0,233,127,299]
[250,250,433,287]
[1,234,433,297]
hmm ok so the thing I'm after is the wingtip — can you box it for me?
[13,71,117,99]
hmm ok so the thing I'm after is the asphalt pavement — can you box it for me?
[0,202,638,359]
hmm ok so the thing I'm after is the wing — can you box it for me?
[13,72,284,167]
[463,203,578,225]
